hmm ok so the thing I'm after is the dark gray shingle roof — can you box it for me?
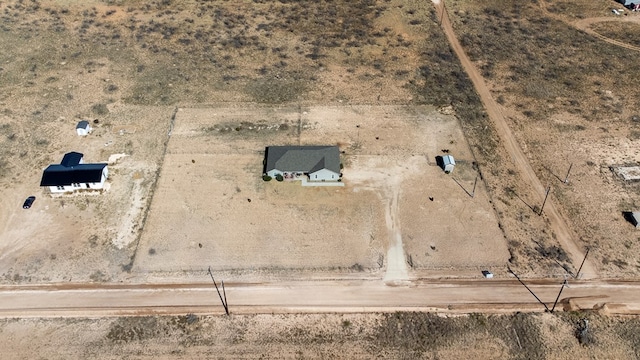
[265,146,340,174]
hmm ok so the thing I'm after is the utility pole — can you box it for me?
[550,279,568,313]
[564,163,573,184]
[471,175,478,198]
[538,186,551,216]
[575,248,590,279]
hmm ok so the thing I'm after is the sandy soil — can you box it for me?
[1,0,640,357]
[434,0,596,278]
[133,105,508,280]
[0,104,172,283]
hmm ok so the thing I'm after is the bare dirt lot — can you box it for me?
[134,105,508,279]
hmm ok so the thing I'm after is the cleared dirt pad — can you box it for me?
[134,105,508,278]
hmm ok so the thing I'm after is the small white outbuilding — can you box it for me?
[482,270,494,279]
[76,120,92,136]
[442,155,455,174]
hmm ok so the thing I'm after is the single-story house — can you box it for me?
[76,120,92,136]
[264,146,341,182]
[40,152,108,193]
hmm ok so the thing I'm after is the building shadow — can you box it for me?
[622,211,639,227]
[435,155,444,171]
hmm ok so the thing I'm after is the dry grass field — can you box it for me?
[448,0,640,277]
[1,312,640,359]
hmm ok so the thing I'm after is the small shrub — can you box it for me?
[105,84,119,93]
[91,103,109,115]
[275,174,283,182]
[262,174,272,181]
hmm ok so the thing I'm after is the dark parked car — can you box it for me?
[22,196,36,209]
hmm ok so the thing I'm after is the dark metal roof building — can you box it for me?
[40,152,107,186]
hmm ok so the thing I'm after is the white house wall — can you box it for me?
[47,167,108,193]
[49,185,73,193]
[309,168,339,181]
[89,168,109,189]
[49,182,105,193]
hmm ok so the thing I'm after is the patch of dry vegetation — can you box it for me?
[2,312,640,358]
[447,0,640,276]
[592,21,640,47]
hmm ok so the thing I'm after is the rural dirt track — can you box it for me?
[433,1,596,278]
[574,16,640,52]
[539,0,640,53]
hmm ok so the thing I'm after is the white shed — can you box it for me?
[442,155,455,174]
[76,120,92,136]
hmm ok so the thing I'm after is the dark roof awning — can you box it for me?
[60,152,84,167]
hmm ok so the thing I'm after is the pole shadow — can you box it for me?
[452,177,474,198]
[543,165,564,184]
[513,191,538,214]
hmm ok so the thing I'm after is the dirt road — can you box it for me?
[538,0,640,53]
[573,17,640,52]
[0,279,638,317]
[432,1,596,278]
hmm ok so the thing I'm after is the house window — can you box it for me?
[56,186,64,190]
